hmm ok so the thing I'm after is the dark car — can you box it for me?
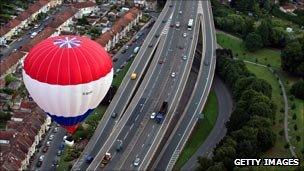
[116,140,123,152]
[154,34,159,38]
[158,60,164,64]
[148,44,153,48]
[111,112,117,118]
[85,155,94,164]
[36,161,42,167]
[59,143,65,150]
[42,147,48,153]
[121,49,126,54]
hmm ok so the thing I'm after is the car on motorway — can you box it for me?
[162,19,167,23]
[131,73,137,80]
[178,45,183,50]
[60,143,65,150]
[116,140,123,152]
[38,155,45,162]
[175,21,180,28]
[42,146,48,153]
[170,23,174,27]
[171,72,176,78]
[111,112,117,118]
[154,34,159,38]
[179,10,182,14]
[130,54,135,58]
[36,161,42,167]
[133,157,141,166]
[85,155,94,163]
[183,33,187,37]
[148,44,153,48]
[57,150,62,156]
[182,55,187,60]
[150,112,156,119]
[169,4,173,7]
[49,134,55,140]
[46,141,51,147]
[158,60,164,64]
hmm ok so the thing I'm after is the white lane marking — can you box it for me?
[123,131,130,140]
[130,123,134,130]
[135,114,140,121]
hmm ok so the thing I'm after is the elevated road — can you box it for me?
[72,2,175,170]
[152,0,217,170]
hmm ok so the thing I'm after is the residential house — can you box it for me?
[0,52,26,77]
[95,7,142,51]
[73,1,99,19]
[280,3,297,13]
[0,107,51,170]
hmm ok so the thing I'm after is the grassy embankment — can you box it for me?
[174,91,218,170]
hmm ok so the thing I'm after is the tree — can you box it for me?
[245,32,263,52]
[4,74,17,86]
[236,140,259,158]
[257,127,276,151]
[248,102,274,119]
[281,41,304,77]
[197,157,214,171]
[279,0,289,5]
[246,115,272,129]
[0,111,11,121]
[290,79,304,100]
[257,18,273,46]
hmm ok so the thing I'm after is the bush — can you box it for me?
[245,33,263,52]
[290,80,304,100]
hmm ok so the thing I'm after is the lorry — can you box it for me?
[100,153,112,168]
[155,102,168,124]
[133,46,140,54]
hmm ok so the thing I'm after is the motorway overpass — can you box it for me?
[72,0,216,170]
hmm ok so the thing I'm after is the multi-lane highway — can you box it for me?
[73,0,217,170]
[152,1,217,170]
[72,2,176,170]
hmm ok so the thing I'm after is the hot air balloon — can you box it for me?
[22,36,113,134]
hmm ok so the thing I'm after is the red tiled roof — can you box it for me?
[38,0,50,6]
[0,130,15,140]
[48,9,77,28]
[95,7,141,47]
[16,11,31,21]
[73,1,96,9]
[20,101,36,109]
[27,4,42,13]
[0,51,25,76]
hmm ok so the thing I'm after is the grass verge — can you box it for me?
[174,91,218,170]
[217,32,281,69]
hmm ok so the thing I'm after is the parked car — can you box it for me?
[54,127,58,133]
[49,134,55,141]
[36,161,42,167]
[38,155,45,162]
[42,147,48,153]
[46,141,51,147]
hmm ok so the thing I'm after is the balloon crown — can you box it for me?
[53,37,81,48]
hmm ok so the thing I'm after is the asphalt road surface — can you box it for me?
[152,1,218,170]
[181,76,233,170]
[72,3,173,170]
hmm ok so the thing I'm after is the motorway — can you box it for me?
[152,0,217,170]
[83,0,201,170]
[74,0,218,170]
[104,0,199,170]
[72,2,174,170]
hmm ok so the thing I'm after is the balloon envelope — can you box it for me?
[23,36,113,134]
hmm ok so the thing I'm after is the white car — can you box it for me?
[183,33,187,37]
[49,134,55,141]
[39,155,45,162]
[171,72,176,78]
[54,127,58,133]
[133,157,140,167]
[182,55,187,60]
[179,11,182,14]
[150,112,156,119]
[46,141,51,147]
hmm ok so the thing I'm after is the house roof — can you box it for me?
[0,51,25,76]
[37,0,50,6]
[16,11,31,21]
[73,1,96,9]
[27,4,42,13]
[48,9,77,28]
